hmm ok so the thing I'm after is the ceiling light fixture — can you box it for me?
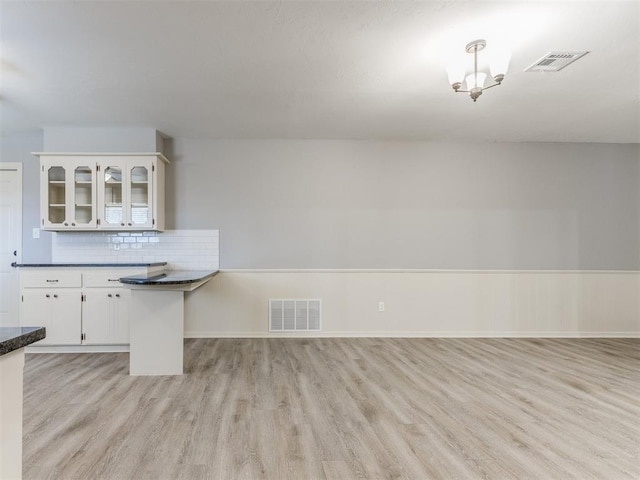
[447,39,510,102]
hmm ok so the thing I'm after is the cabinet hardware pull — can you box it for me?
[46,279,59,283]
[72,223,76,226]
[128,223,132,226]
[45,294,50,298]
[64,222,68,226]
[115,294,120,298]
[53,294,58,298]
[108,278,119,282]
[121,223,125,226]
[107,294,112,298]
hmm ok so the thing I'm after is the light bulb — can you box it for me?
[490,48,511,81]
[465,72,487,90]
[447,63,466,87]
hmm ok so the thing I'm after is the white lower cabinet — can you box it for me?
[20,290,82,345]
[82,289,130,344]
[20,267,155,347]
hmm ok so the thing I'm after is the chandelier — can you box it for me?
[447,39,510,102]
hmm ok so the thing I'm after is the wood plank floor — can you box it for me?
[23,338,640,479]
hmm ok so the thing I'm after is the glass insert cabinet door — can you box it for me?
[41,160,97,229]
[73,165,96,227]
[46,165,66,225]
[102,165,124,227]
[128,165,150,227]
[98,158,154,229]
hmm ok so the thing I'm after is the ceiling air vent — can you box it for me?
[524,51,589,72]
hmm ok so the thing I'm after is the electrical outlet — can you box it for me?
[32,228,40,239]
[378,301,385,312]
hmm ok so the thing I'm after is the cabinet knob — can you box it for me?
[64,222,68,226]
[45,294,50,298]
[128,223,132,226]
[107,294,112,298]
[121,223,125,226]
[115,294,120,298]
[53,294,58,298]
[72,223,76,226]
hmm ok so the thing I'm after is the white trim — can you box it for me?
[185,331,640,339]
[220,268,639,275]
[0,163,22,264]
[32,152,169,164]
[25,345,129,354]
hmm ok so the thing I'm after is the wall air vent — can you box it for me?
[269,299,322,332]
[524,51,589,72]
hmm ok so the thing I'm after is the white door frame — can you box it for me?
[0,162,22,263]
[0,163,23,327]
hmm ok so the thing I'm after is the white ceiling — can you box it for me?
[1,1,639,143]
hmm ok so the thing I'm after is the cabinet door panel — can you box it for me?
[21,290,81,345]
[127,159,154,229]
[41,163,68,229]
[83,289,130,344]
[40,158,97,230]
[112,289,131,344]
[98,162,127,229]
[49,291,82,344]
[20,291,51,346]
[71,163,97,228]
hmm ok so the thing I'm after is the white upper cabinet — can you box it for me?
[98,157,155,230]
[40,157,98,230]
[36,153,168,231]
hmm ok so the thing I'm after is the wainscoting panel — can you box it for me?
[184,270,640,338]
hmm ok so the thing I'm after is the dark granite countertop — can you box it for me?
[119,270,218,285]
[0,327,46,356]
[12,262,167,268]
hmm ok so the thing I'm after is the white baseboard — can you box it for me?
[25,345,130,354]
[184,331,640,339]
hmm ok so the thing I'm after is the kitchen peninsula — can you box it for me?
[120,270,218,376]
[0,326,46,479]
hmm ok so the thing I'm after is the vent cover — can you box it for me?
[269,299,322,332]
[524,51,589,72]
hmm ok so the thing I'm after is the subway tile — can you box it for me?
[51,229,219,267]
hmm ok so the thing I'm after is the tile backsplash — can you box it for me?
[52,230,219,270]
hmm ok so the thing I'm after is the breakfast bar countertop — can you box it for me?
[119,270,219,286]
[0,327,46,356]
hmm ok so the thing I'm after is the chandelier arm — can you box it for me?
[454,89,471,93]
[482,82,502,91]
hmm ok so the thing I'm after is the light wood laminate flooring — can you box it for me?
[23,338,640,479]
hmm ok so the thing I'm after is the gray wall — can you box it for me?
[42,127,165,153]
[0,133,52,263]
[3,133,639,269]
[170,139,640,270]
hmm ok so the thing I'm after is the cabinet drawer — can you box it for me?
[83,269,142,288]
[21,271,82,288]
